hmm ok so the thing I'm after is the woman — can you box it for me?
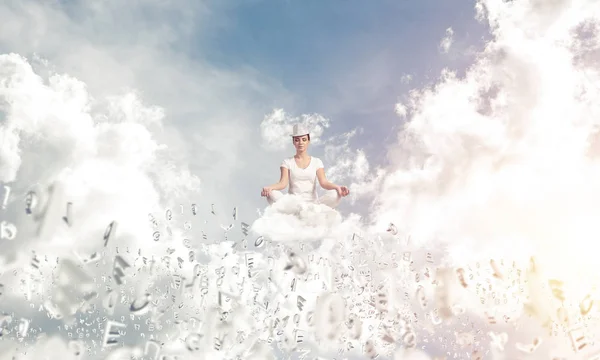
[261,124,350,208]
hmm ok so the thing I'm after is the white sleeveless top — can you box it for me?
[281,156,324,202]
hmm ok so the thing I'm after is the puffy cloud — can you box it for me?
[0,53,203,269]
[251,194,343,243]
[366,1,600,357]
[260,108,330,151]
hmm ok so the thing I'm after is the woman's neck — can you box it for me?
[295,151,309,158]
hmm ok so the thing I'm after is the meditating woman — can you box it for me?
[261,124,350,208]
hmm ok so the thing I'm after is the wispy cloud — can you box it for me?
[439,27,455,53]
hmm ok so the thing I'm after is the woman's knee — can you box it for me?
[325,190,341,200]
[320,191,341,208]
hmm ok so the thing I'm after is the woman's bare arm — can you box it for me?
[268,167,289,190]
[317,168,350,196]
[316,168,339,190]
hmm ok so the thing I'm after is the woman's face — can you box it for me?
[293,135,310,152]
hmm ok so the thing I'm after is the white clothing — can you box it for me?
[281,156,324,203]
[266,156,342,208]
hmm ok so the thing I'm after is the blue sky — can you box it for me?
[195,0,490,163]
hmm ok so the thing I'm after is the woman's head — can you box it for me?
[291,124,310,153]
[293,134,310,152]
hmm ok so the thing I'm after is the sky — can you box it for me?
[204,0,489,163]
[0,0,600,359]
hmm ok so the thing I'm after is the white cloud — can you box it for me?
[0,1,298,358]
[321,129,387,202]
[102,92,166,127]
[439,27,454,53]
[368,0,600,357]
[260,108,330,151]
[401,74,413,84]
[394,102,408,118]
[251,194,343,243]
[322,129,363,181]
[0,53,204,269]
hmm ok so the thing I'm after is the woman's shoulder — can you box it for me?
[311,156,324,167]
[280,156,294,167]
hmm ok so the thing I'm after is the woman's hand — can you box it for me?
[261,186,273,197]
[336,185,350,197]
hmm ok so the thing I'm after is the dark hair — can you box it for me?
[293,134,310,141]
